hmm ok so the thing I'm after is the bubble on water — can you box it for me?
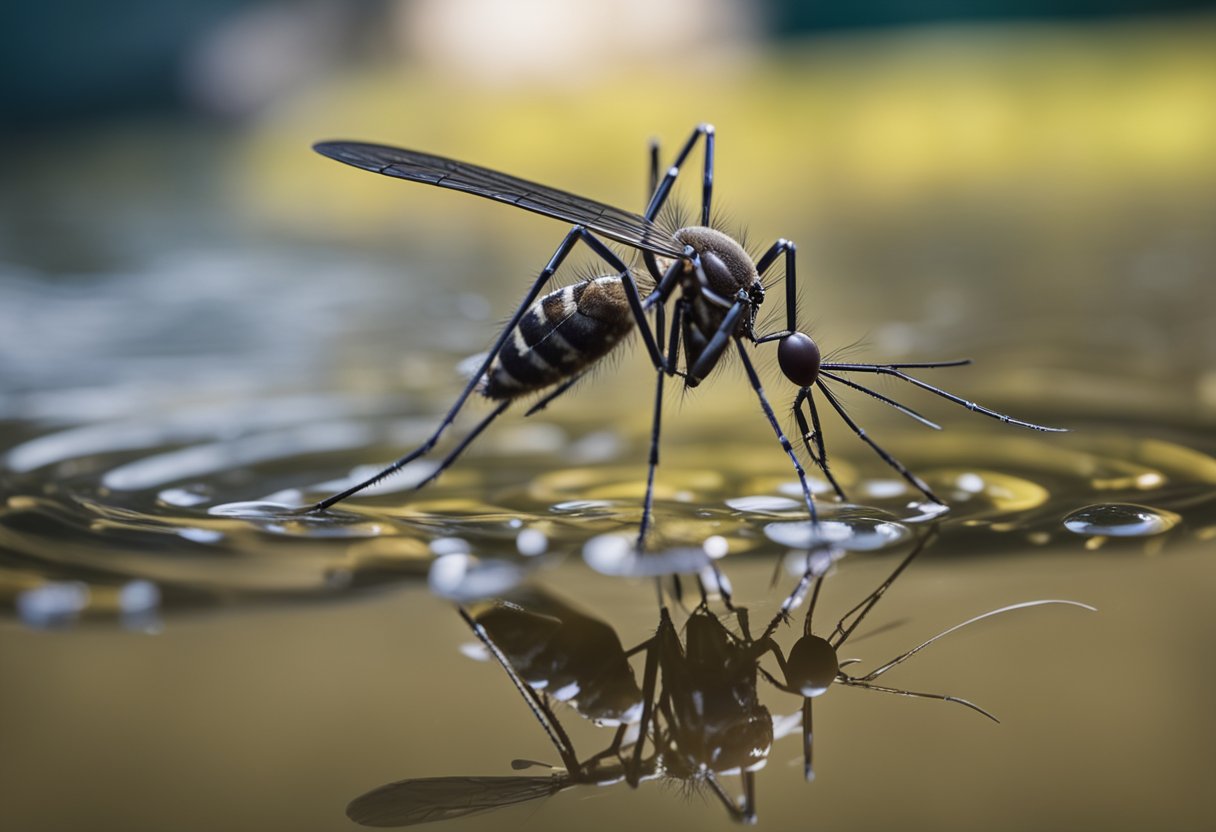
[776,479,835,497]
[430,537,471,556]
[1062,503,1181,538]
[956,472,986,493]
[902,500,951,522]
[702,535,729,559]
[551,499,620,514]
[118,580,161,614]
[209,501,300,518]
[582,535,709,577]
[158,487,212,507]
[515,528,548,557]
[178,527,224,544]
[859,479,909,499]
[428,553,522,600]
[764,517,909,551]
[780,547,845,581]
[726,495,803,513]
[17,581,90,628]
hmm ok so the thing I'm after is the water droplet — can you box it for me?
[118,580,161,614]
[726,495,803,513]
[427,553,522,600]
[430,537,471,556]
[1062,503,1180,537]
[17,581,90,628]
[582,535,708,577]
[158,486,212,507]
[702,535,729,559]
[764,517,909,551]
[515,528,548,557]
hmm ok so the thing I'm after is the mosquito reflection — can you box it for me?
[347,548,1093,826]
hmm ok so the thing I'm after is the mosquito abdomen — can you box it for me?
[480,276,635,400]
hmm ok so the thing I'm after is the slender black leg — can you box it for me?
[636,347,666,551]
[578,231,668,372]
[753,239,798,339]
[413,400,511,489]
[819,371,942,430]
[821,363,1066,432]
[644,123,713,223]
[735,340,820,526]
[310,225,671,513]
[814,380,946,505]
[628,610,667,787]
[830,531,931,649]
[306,226,585,512]
[647,138,660,200]
[802,697,815,782]
[457,607,582,772]
[793,387,848,501]
[642,124,714,280]
[644,245,694,310]
[688,294,747,382]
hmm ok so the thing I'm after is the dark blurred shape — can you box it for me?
[0,0,249,124]
[767,0,1216,34]
[0,0,356,126]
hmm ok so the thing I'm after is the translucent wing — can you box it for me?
[345,774,569,827]
[314,141,685,258]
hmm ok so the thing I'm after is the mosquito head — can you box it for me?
[784,634,838,697]
[778,331,822,388]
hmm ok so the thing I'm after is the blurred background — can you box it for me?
[3,2,1216,832]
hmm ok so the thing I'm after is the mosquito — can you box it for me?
[345,596,758,827]
[741,531,1096,782]
[305,124,1061,546]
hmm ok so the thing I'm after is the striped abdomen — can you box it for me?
[480,276,635,400]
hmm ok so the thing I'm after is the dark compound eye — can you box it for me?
[778,331,821,387]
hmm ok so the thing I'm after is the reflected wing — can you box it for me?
[314,141,684,258]
[346,774,569,827]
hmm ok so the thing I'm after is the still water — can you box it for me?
[2,119,1215,832]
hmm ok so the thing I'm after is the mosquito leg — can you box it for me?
[818,370,942,430]
[735,340,820,526]
[815,380,946,505]
[703,771,748,824]
[306,225,586,512]
[839,679,999,723]
[794,387,848,501]
[647,138,660,201]
[820,363,1066,432]
[753,238,798,338]
[457,607,582,771]
[577,230,668,373]
[642,124,713,278]
[644,123,713,223]
[802,697,815,782]
[413,400,511,490]
[855,599,1096,682]
[830,530,935,649]
[629,609,667,787]
[688,294,748,382]
[636,347,666,551]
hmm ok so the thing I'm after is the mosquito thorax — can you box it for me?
[673,226,760,299]
[778,331,822,387]
[785,634,838,697]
